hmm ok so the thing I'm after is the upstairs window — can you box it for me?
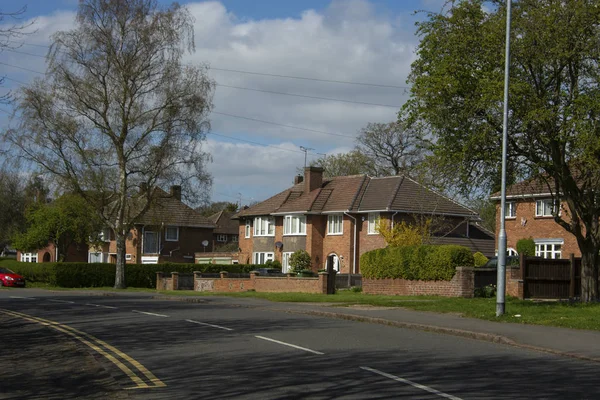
[535,199,555,217]
[327,214,343,235]
[368,213,379,234]
[245,220,251,238]
[254,216,275,236]
[505,202,516,218]
[283,215,306,235]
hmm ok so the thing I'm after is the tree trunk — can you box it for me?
[580,243,599,302]
[114,232,126,289]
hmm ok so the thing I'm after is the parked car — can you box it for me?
[483,256,519,268]
[0,267,26,287]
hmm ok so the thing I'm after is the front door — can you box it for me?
[144,231,158,254]
[327,254,339,272]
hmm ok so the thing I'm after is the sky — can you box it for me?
[0,0,447,206]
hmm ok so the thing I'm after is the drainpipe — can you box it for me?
[343,212,357,278]
[391,211,399,229]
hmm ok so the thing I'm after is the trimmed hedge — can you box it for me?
[2,260,262,288]
[360,244,474,281]
[473,252,489,267]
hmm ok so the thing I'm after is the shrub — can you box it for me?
[473,252,489,267]
[474,284,497,298]
[7,261,264,288]
[289,250,312,274]
[360,244,474,281]
[516,238,535,257]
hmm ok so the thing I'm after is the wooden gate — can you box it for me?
[522,255,581,299]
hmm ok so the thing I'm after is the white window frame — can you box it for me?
[20,252,38,263]
[283,215,306,235]
[282,252,294,273]
[216,234,227,242]
[507,247,518,256]
[253,216,275,237]
[231,235,238,243]
[327,214,343,235]
[253,252,275,264]
[125,254,132,261]
[368,212,379,234]
[534,239,563,259]
[535,199,555,217]
[245,220,251,238]
[99,228,111,242]
[505,202,516,218]
[165,226,179,242]
[88,252,105,263]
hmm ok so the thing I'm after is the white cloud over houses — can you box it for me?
[0,0,423,204]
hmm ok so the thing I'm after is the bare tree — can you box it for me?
[356,120,424,177]
[6,0,215,288]
[0,6,35,104]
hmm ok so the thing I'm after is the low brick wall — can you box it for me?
[159,271,330,294]
[506,266,523,299]
[362,267,474,298]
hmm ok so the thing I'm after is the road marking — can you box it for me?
[360,366,462,400]
[9,296,35,300]
[255,335,324,355]
[47,299,75,304]
[132,310,169,318]
[85,303,117,309]
[0,308,166,389]
[185,319,233,331]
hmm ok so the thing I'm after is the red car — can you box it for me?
[0,267,26,287]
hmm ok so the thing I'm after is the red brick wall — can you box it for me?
[362,267,474,297]
[189,272,328,294]
[496,200,579,257]
[321,215,353,273]
[307,215,326,271]
[17,241,88,263]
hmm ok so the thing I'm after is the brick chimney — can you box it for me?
[294,175,304,185]
[170,185,182,201]
[304,166,323,193]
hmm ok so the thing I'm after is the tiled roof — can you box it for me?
[208,211,239,234]
[430,223,495,257]
[135,189,214,227]
[235,173,477,218]
[490,178,553,199]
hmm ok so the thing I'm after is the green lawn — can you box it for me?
[10,283,600,331]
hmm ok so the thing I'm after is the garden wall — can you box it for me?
[362,267,474,297]
[156,271,330,294]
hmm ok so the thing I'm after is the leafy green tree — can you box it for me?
[13,194,103,261]
[7,0,214,288]
[473,252,489,267]
[289,250,312,274]
[308,150,376,178]
[407,0,600,301]
[197,201,238,217]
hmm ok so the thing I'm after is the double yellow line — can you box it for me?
[0,308,166,390]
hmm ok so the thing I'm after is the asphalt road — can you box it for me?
[1,289,598,399]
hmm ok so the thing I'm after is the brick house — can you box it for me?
[234,167,494,273]
[208,211,239,251]
[89,186,215,264]
[491,179,579,259]
[17,241,88,263]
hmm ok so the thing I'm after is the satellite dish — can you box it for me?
[202,240,209,247]
[275,241,283,249]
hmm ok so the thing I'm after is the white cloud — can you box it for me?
[0,0,420,204]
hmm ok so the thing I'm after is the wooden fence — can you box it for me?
[522,254,581,299]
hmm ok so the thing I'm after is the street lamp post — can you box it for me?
[497,0,512,317]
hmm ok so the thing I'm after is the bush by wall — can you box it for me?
[473,252,489,267]
[360,244,474,281]
[6,261,263,288]
[516,238,535,257]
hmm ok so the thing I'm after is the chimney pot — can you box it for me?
[170,185,182,201]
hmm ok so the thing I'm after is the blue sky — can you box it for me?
[1,0,445,205]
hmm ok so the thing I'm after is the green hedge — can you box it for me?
[2,261,262,288]
[360,244,474,281]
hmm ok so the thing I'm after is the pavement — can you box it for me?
[153,293,600,363]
